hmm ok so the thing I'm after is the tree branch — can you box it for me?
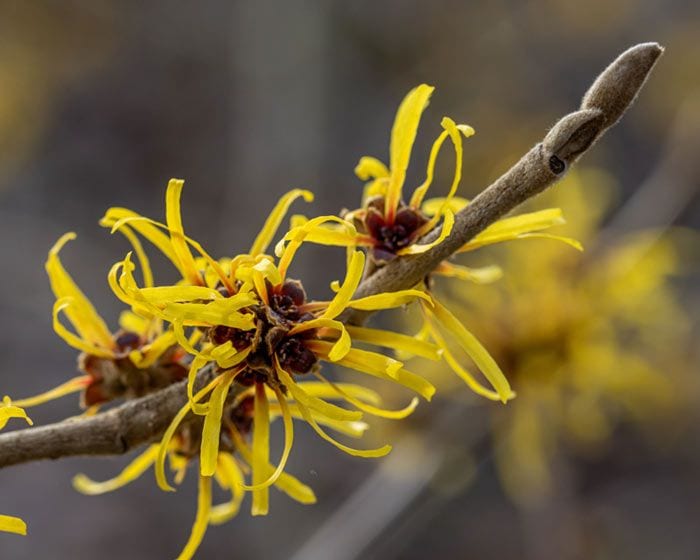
[0,42,663,469]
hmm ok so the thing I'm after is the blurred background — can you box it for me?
[0,1,699,558]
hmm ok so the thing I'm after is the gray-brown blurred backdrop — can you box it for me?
[1,1,698,559]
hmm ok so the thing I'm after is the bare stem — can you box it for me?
[0,43,663,468]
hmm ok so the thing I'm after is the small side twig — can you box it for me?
[0,43,663,468]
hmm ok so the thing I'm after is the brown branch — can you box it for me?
[0,42,663,469]
[0,367,217,468]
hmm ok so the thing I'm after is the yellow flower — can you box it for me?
[100,179,444,558]
[426,169,692,506]
[282,85,581,404]
[12,233,187,411]
[0,397,32,535]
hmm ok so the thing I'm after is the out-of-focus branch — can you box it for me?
[0,43,663,468]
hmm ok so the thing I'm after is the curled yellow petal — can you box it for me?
[409,129,449,209]
[355,156,390,181]
[314,371,419,420]
[321,251,365,320]
[46,233,114,350]
[294,398,392,458]
[176,475,212,560]
[73,445,159,495]
[230,427,316,504]
[410,117,464,239]
[275,361,362,422]
[101,207,185,278]
[249,189,314,257]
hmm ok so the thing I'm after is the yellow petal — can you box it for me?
[209,453,245,525]
[275,362,362,421]
[0,400,33,430]
[290,318,351,362]
[433,262,503,284]
[276,216,357,279]
[155,377,219,492]
[128,331,177,369]
[354,156,390,181]
[410,117,464,239]
[73,445,159,495]
[386,84,435,222]
[0,515,27,536]
[345,325,442,360]
[200,370,237,476]
[176,475,212,560]
[308,342,435,401]
[251,382,271,516]
[458,208,572,252]
[112,223,154,288]
[118,310,149,335]
[314,371,419,420]
[294,398,392,458]
[347,288,432,311]
[230,427,316,504]
[101,207,185,278]
[239,386,293,492]
[280,382,382,406]
[516,232,584,251]
[421,196,469,216]
[426,298,513,403]
[46,233,114,350]
[249,189,314,256]
[165,179,202,286]
[409,129,449,209]
[320,251,365,320]
[11,375,89,409]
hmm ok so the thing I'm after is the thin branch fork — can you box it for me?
[0,43,664,469]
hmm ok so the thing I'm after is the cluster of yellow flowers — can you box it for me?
[3,84,579,557]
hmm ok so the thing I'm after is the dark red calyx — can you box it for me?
[270,279,308,322]
[364,204,428,257]
[114,331,142,352]
[277,336,317,375]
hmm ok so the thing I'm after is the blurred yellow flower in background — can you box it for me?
[426,168,695,507]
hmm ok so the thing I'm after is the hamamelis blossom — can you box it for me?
[0,398,32,535]
[101,180,439,559]
[284,84,581,403]
[11,233,187,412]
